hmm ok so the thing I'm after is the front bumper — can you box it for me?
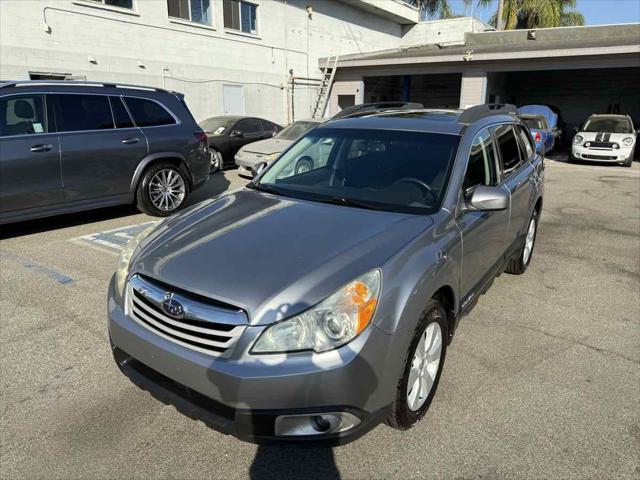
[235,152,275,178]
[107,277,401,445]
[572,144,633,162]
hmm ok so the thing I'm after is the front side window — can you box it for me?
[223,0,257,34]
[51,94,114,132]
[124,97,175,127]
[516,125,534,159]
[236,118,261,134]
[0,94,47,137]
[463,128,498,193]
[87,0,134,9]
[167,0,212,25]
[256,128,460,215]
[493,124,522,176]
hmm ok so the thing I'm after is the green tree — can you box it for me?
[465,0,585,29]
[415,0,454,20]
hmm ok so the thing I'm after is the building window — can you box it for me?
[86,0,134,9]
[167,0,212,25]
[223,0,257,35]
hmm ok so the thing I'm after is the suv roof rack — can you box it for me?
[458,103,517,125]
[331,101,424,120]
[0,80,182,97]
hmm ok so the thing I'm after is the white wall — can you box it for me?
[0,0,405,124]
[401,17,490,46]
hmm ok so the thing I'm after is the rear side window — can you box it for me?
[493,124,522,176]
[516,126,534,159]
[124,97,175,127]
[261,119,280,133]
[0,94,47,136]
[110,96,134,128]
[463,128,498,192]
[52,94,114,132]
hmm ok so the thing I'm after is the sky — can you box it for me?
[447,0,640,26]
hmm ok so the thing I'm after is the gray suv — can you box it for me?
[108,104,544,446]
[0,81,209,224]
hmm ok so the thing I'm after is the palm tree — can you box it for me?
[414,0,454,20]
[464,0,585,30]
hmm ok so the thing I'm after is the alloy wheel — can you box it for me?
[523,218,536,264]
[148,168,186,212]
[406,322,442,411]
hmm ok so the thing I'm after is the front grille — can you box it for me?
[588,142,614,149]
[126,275,247,357]
[583,154,617,160]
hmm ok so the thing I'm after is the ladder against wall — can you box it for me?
[311,55,339,119]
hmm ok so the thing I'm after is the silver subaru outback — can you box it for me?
[108,104,544,446]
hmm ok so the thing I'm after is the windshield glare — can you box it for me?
[582,117,632,133]
[257,128,460,214]
[277,121,318,140]
[200,117,236,135]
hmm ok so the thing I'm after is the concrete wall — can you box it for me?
[401,17,489,46]
[0,0,405,125]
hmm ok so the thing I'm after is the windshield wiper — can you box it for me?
[247,183,282,195]
[321,197,381,211]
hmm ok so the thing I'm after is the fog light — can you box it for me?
[584,141,591,148]
[274,412,361,437]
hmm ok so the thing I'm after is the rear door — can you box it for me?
[457,127,509,303]
[0,93,63,213]
[492,123,535,248]
[52,93,147,202]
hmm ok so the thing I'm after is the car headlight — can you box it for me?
[573,135,584,145]
[264,153,278,162]
[252,269,381,354]
[114,225,156,299]
[622,137,634,147]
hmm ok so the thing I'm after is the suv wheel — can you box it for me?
[387,299,448,430]
[211,149,223,172]
[506,209,538,275]
[136,162,189,217]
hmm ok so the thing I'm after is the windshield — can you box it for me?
[522,117,547,130]
[200,117,236,135]
[277,121,319,140]
[582,117,632,133]
[255,128,460,215]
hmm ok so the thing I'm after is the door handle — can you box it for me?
[121,137,140,144]
[30,144,53,152]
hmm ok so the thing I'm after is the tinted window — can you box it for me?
[257,128,460,215]
[261,119,280,133]
[0,94,47,136]
[236,118,261,134]
[516,126,534,159]
[463,128,498,192]
[124,97,175,127]
[52,94,114,132]
[109,97,134,128]
[493,124,522,175]
[224,0,257,34]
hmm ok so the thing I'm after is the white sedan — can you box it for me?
[571,114,636,167]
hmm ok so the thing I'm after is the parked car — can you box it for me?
[235,119,324,177]
[0,81,209,224]
[108,103,544,446]
[517,105,560,152]
[199,115,282,172]
[519,114,554,154]
[571,114,636,167]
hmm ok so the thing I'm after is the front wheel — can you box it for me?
[387,300,448,430]
[506,209,538,275]
[136,162,189,217]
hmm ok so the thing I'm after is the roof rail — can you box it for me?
[0,80,182,97]
[458,103,517,125]
[331,101,424,120]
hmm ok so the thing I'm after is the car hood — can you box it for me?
[133,189,433,326]
[577,131,635,143]
[242,137,293,155]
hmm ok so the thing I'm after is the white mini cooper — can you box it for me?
[572,114,636,167]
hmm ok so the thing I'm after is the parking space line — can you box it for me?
[0,251,76,285]
[72,221,159,252]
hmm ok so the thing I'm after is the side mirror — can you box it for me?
[467,185,508,211]
[230,130,244,138]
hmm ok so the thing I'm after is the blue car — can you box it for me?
[520,114,554,155]
[518,105,560,154]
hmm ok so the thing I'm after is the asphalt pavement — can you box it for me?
[1,159,639,479]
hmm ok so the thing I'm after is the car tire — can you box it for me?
[294,156,313,175]
[505,208,539,275]
[211,149,223,172]
[622,149,634,167]
[387,299,448,431]
[136,162,190,217]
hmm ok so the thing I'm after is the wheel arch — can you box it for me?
[432,285,457,343]
[130,153,193,194]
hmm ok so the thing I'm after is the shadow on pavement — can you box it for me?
[249,446,340,480]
